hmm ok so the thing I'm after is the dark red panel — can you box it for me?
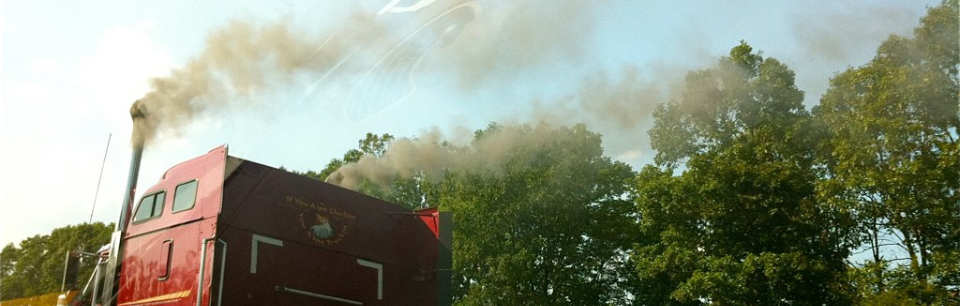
[216,160,441,305]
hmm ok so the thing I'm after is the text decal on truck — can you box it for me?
[289,196,356,245]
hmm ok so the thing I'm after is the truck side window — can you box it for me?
[133,191,166,223]
[173,180,198,213]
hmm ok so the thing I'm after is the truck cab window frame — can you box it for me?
[133,191,166,223]
[172,180,199,213]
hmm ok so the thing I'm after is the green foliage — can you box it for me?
[438,123,638,306]
[813,0,959,303]
[318,123,639,305]
[637,42,856,305]
[314,132,435,209]
[306,132,394,182]
[849,262,956,305]
[649,41,807,168]
[0,222,113,300]
[288,3,960,305]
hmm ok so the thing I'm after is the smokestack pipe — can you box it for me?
[116,141,144,233]
[99,103,147,306]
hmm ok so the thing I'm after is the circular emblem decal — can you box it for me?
[288,196,356,246]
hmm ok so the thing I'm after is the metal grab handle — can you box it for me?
[158,239,173,281]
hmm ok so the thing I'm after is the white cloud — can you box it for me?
[0,80,99,246]
[0,21,174,247]
[77,21,172,132]
[615,149,645,165]
[29,59,60,75]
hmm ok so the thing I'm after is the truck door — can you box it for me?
[118,180,205,306]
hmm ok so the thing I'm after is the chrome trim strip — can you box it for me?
[275,286,363,305]
[250,234,283,274]
[118,290,191,306]
[356,259,383,300]
[216,239,227,306]
[197,236,216,306]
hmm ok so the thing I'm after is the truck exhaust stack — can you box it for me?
[118,103,146,233]
[98,103,147,306]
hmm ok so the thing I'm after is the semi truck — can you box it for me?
[69,144,452,306]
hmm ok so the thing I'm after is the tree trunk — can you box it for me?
[900,227,921,281]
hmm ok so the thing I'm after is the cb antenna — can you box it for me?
[89,133,112,223]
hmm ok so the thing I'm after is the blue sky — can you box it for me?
[0,0,939,248]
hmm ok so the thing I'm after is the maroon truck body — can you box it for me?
[114,146,451,306]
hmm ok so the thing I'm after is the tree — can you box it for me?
[313,132,393,182]
[286,132,394,183]
[1,222,113,300]
[313,123,639,305]
[302,132,437,209]
[438,123,638,306]
[1,243,26,299]
[813,0,959,303]
[636,42,856,305]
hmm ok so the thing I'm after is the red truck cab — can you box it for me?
[113,146,451,306]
